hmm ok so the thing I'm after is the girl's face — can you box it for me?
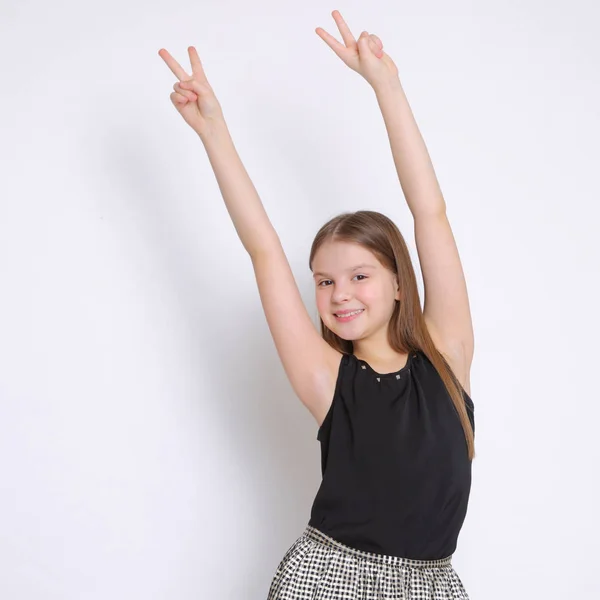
[312,240,400,341]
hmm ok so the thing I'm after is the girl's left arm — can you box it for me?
[375,78,474,364]
[373,78,445,218]
[316,11,474,364]
[375,77,474,363]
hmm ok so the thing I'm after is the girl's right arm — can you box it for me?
[160,46,342,426]
[200,118,280,255]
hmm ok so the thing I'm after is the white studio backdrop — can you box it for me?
[1,1,598,598]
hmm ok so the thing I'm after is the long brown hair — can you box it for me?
[309,210,475,461]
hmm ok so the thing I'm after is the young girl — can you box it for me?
[159,9,475,599]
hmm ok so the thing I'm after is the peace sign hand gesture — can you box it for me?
[158,46,224,138]
[316,10,399,89]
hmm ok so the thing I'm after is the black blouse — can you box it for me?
[307,350,475,560]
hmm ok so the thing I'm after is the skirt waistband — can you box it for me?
[302,525,453,569]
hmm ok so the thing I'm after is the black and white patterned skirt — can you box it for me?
[267,525,469,599]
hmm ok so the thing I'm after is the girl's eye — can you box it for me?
[318,275,367,287]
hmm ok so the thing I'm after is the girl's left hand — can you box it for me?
[316,10,399,89]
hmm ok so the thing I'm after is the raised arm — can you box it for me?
[159,46,279,257]
[158,46,342,426]
[316,12,474,377]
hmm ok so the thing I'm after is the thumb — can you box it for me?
[180,79,208,95]
[358,31,375,58]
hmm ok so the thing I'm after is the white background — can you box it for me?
[1,1,598,598]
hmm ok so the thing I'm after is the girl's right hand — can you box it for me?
[158,46,224,137]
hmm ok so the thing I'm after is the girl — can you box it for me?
[159,9,475,599]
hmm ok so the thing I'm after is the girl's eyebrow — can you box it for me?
[312,263,377,278]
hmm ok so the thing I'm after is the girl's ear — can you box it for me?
[394,277,401,301]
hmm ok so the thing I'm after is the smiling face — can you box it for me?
[311,240,401,341]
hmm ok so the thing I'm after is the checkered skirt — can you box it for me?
[267,525,470,599]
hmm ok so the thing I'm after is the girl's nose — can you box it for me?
[331,288,352,303]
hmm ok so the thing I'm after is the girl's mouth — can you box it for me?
[334,309,364,322]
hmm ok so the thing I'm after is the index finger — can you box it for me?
[158,48,190,81]
[315,26,351,61]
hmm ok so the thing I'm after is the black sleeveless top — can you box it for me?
[307,350,475,560]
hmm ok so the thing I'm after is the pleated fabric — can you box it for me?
[267,525,469,600]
